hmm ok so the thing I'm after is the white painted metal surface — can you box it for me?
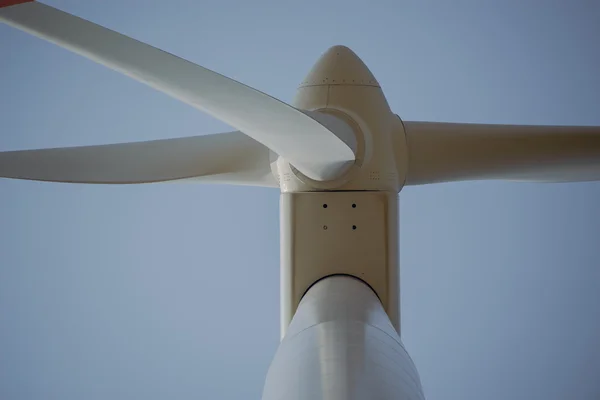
[263,275,424,400]
[0,1,355,182]
[0,131,277,185]
[280,191,400,337]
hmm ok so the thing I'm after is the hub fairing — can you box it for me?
[272,46,408,193]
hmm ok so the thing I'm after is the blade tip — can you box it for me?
[0,0,34,9]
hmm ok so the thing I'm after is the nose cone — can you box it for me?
[300,45,380,88]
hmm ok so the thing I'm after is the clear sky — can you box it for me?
[1,1,599,399]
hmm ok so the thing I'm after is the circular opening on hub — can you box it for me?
[323,204,328,208]
[352,225,357,230]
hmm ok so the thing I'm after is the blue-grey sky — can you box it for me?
[1,1,600,399]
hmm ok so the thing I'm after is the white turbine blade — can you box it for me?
[0,131,277,186]
[403,121,600,185]
[0,1,356,181]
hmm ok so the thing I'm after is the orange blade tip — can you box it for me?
[0,0,34,9]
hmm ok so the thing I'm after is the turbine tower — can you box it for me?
[2,2,600,399]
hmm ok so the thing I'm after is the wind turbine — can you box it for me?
[2,2,600,399]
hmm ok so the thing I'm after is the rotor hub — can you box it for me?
[272,45,406,193]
